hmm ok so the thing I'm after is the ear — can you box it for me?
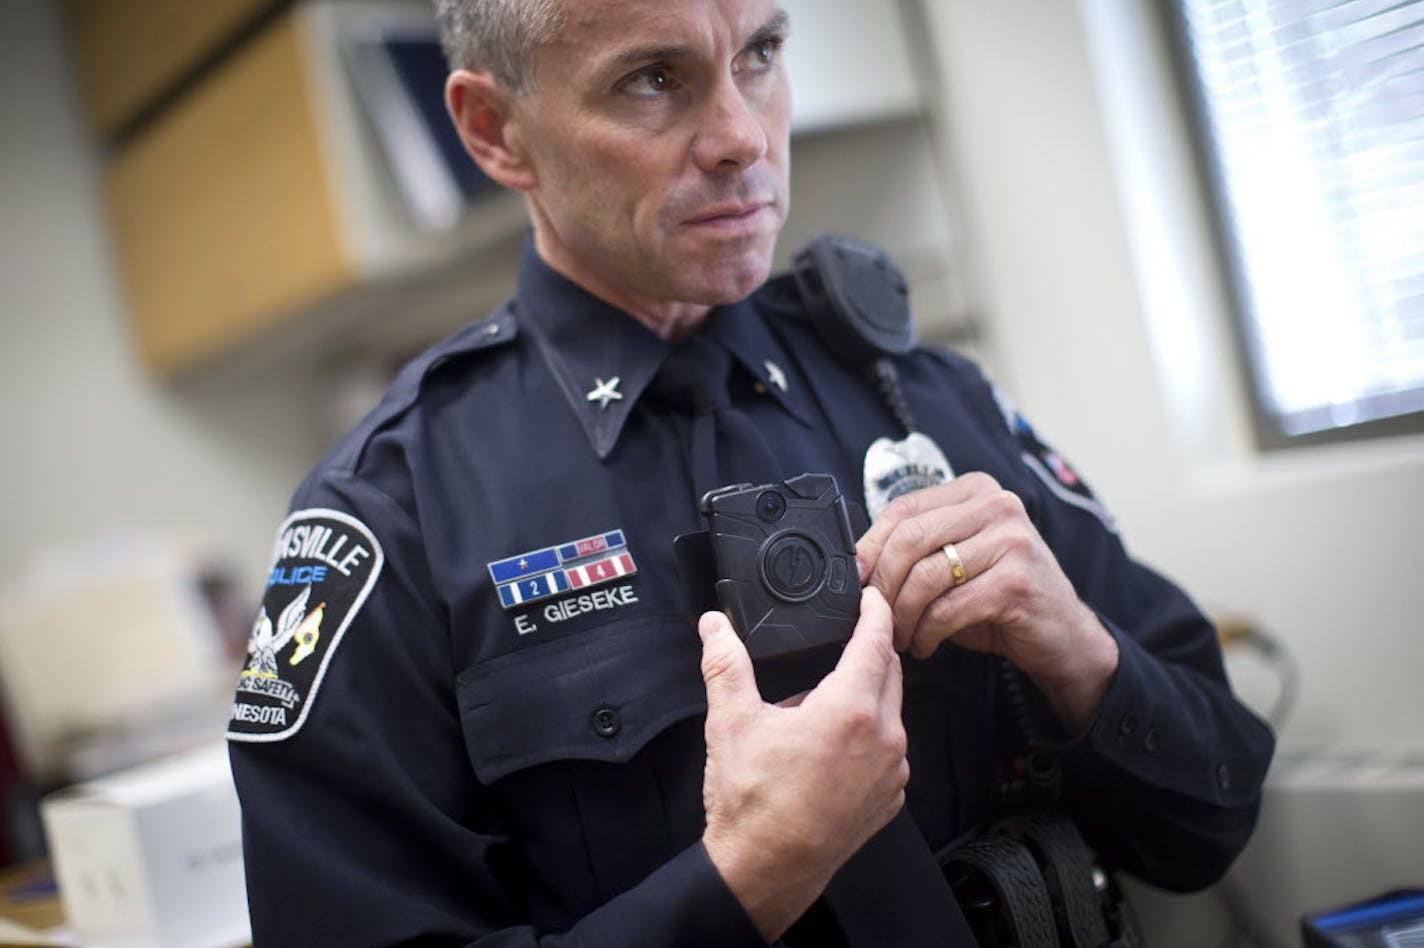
[445,69,537,192]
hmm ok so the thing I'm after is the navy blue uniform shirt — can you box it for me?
[228,240,1274,945]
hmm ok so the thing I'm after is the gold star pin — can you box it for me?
[585,376,623,410]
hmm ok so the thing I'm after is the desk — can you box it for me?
[0,862,66,946]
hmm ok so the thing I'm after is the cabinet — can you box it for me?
[64,0,276,139]
[75,2,524,377]
[105,12,353,374]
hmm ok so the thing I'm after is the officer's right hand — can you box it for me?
[699,587,908,941]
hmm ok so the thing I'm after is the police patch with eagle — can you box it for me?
[227,508,383,742]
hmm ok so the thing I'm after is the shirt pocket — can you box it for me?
[457,610,707,783]
[457,611,708,911]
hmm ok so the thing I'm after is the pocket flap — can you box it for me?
[458,612,706,783]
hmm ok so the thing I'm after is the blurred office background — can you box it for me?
[0,0,1420,945]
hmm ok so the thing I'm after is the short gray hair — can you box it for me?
[433,0,565,95]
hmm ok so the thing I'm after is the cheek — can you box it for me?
[577,137,661,205]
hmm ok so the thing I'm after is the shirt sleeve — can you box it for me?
[228,473,767,947]
[948,357,1276,892]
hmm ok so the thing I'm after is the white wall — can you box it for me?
[922,6,1424,941]
[921,1,1424,753]
[0,0,320,596]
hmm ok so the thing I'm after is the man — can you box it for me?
[228,0,1274,944]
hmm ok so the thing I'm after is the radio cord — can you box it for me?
[869,357,917,438]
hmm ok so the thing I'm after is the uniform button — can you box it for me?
[1118,712,1139,737]
[1144,729,1159,752]
[1217,763,1231,790]
[593,706,621,738]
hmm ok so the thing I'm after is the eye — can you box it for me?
[619,65,679,98]
[735,37,783,75]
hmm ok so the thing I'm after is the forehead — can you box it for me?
[541,0,785,79]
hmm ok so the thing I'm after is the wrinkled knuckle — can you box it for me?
[840,699,879,737]
[886,726,908,761]
[882,489,928,526]
[990,488,1026,520]
[999,595,1031,630]
[1002,561,1036,601]
[897,515,934,552]
[883,492,922,522]
[904,555,938,595]
[700,649,736,686]
[1003,524,1036,557]
[925,595,955,626]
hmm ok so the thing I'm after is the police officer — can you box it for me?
[227,0,1274,944]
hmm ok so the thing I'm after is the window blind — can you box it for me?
[1173,0,1424,440]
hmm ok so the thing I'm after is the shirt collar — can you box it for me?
[514,239,814,460]
[704,289,816,429]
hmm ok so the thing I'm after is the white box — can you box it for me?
[39,743,249,948]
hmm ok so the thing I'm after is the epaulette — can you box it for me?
[323,304,520,475]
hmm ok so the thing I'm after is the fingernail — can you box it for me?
[697,612,720,643]
[856,553,869,584]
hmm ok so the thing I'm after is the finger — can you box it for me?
[699,611,760,717]
[855,481,959,582]
[830,586,897,688]
[888,534,989,650]
[860,478,1000,610]
[857,476,999,560]
[905,566,1010,660]
[880,643,904,724]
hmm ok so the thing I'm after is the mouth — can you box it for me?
[682,201,775,235]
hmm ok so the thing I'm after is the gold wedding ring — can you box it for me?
[942,542,968,587]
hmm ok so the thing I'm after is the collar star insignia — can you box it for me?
[763,359,788,393]
[585,376,624,410]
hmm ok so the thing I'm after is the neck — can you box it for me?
[531,226,711,343]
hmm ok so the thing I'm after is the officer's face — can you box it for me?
[511,0,791,317]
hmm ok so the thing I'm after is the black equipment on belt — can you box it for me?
[939,809,1145,948]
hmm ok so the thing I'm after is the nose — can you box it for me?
[692,78,769,172]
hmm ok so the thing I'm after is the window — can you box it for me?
[1166,0,1424,446]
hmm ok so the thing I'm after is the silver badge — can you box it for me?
[863,432,954,521]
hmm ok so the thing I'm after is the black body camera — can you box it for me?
[675,473,862,661]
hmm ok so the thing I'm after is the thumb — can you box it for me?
[699,611,758,716]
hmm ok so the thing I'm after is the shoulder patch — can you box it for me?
[991,387,1118,533]
[227,508,384,742]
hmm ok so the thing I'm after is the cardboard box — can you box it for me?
[40,743,249,948]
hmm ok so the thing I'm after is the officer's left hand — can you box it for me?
[856,472,1118,730]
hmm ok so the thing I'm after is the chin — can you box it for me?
[690,245,778,304]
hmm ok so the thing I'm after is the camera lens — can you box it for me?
[756,490,787,522]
